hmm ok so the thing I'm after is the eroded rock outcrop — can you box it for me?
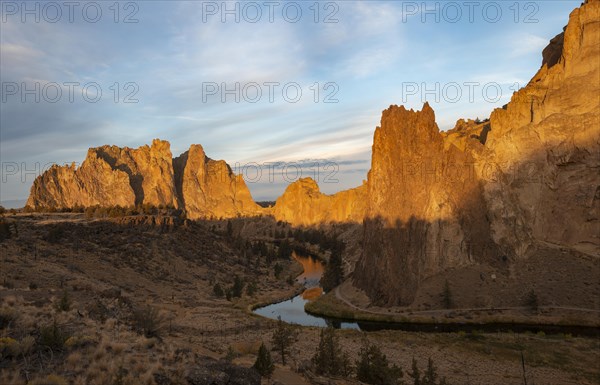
[354,104,501,305]
[353,0,600,305]
[272,178,367,226]
[174,144,262,220]
[27,140,262,219]
[93,139,178,208]
[26,152,135,209]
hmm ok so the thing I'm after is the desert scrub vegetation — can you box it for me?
[0,294,188,384]
[55,290,71,312]
[39,320,71,350]
[132,305,165,338]
[0,306,19,329]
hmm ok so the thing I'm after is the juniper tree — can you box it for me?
[356,341,403,385]
[253,343,275,379]
[271,316,296,365]
[525,289,539,312]
[442,280,453,309]
[321,242,344,292]
[312,327,351,376]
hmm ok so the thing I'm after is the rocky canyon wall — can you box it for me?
[353,0,600,305]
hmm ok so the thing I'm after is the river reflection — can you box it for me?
[253,252,359,329]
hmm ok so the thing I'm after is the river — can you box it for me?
[253,252,360,329]
[253,253,599,336]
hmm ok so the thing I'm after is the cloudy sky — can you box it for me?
[0,0,578,205]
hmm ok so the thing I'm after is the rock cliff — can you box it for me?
[26,140,262,219]
[174,144,262,220]
[353,0,600,305]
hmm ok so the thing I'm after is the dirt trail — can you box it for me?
[334,286,600,317]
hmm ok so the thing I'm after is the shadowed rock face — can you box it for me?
[354,103,501,306]
[27,140,261,219]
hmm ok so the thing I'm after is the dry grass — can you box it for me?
[0,214,598,385]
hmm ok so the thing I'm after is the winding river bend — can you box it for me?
[253,253,600,337]
[253,253,360,329]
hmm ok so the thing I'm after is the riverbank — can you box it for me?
[245,256,306,314]
[304,286,600,336]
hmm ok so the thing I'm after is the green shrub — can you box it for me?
[0,220,11,242]
[253,343,274,378]
[39,321,69,350]
[525,289,539,312]
[356,342,402,385]
[0,337,19,358]
[56,290,71,312]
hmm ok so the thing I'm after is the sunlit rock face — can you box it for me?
[353,103,500,306]
[272,178,367,226]
[91,139,179,208]
[27,140,262,219]
[483,0,600,257]
[174,144,262,220]
[353,0,600,305]
[26,152,136,209]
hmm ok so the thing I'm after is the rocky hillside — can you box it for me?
[26,139,262,220]
[354,0,599,305]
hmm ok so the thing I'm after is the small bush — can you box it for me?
[225,345,237,362]
[46,226,65,243]
[0,307,18,329]
[0,220,11,242]
[64,335,97,349]
[133,306,164,338]
[2,278,14,289]
[55,290,71,312]
[0,335,36,358]
[246,282,257,297]
[0,337,19,358]
[213,283,224,298]
[442,280,453,309]
[525,289,539,312]
[39,321,69,350]
[19,335,35,356]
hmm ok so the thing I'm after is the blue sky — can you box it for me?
[0,0,579,204]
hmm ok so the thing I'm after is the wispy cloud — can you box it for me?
[0,1,579,201]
